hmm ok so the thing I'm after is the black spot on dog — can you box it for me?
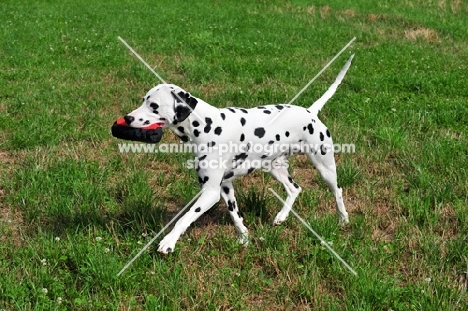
[194,207,201,212]
[240,108,248,114]
[263,110,271,114]
[237,211,243,219]
[198,155,207,161]
[166,247,172,252]
[196,161,205,171]
[180,135,189,142]
[326,129,331,137]
[285,131,290,137]
[143,120,150,125]
[150,103,159,110]
[257,106,266,109]
[198,175,209,184]
[192,120,200,127]
[233,153,248,169]
[233,153,248,162]
[221,113,226,120]
[228,108,236,113]
[207,141,216,148]
[293,182,299,189]
[204,117,213,133]
[223,186,230,194]
[214,127,222,136]
[275,105,284,110]
[288,176,294,184]
[224,171,234,180]
[194,129,200,137]
[240,133,245,142]
[268,140,274,145]
[254,127,266,138]
[240,117,246,126]
[177,126,185,133]
[228,200,235,211]
[172,91,198,122]
[261,155,268,159]
[320,132,324,141]
[307,123,314,135]
[174,106,193,123]
[174,91,198,107]
[303,126,306,131]
[276,134,280,141]
[247,167,255,174]
[320,144,327,155]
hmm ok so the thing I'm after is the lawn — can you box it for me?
[1,0,467,309]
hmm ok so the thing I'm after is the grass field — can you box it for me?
[1,0,468,309]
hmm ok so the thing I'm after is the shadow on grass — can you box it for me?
[236,186,271,225]
[33,199,169,237]
[13,155,273,240]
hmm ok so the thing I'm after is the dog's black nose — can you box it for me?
[124,115,134,125]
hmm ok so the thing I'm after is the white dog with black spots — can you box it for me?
[122,55,354,254]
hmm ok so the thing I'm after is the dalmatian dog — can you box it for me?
[122,55,354,254]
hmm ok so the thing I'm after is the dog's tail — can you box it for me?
[309,54,354,115]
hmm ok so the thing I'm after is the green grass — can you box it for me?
[1,0,468,309]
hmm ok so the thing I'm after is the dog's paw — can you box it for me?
[339,214,349,225]
[273,213,288,225]
[157,235,177,254]
[237,233,249,247]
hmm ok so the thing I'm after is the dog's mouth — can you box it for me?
[115,118,165,130]
[112,118,164,143]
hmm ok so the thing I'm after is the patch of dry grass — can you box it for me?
[405,27,439,43]
[0,149,24,246]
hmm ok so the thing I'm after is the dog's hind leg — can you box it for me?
[220,181,249,245]
[306,148,349,224]
[270,163,302,225]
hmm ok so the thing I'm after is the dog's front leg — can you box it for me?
[157,189,220,254]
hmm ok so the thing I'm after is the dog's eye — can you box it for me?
[150,103,159,109]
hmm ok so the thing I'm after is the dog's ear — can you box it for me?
[172,91,198,123]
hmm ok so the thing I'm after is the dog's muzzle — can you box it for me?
[111,118,164,143]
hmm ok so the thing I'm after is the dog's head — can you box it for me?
[122,84,198,129]
[112,84,198,143]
